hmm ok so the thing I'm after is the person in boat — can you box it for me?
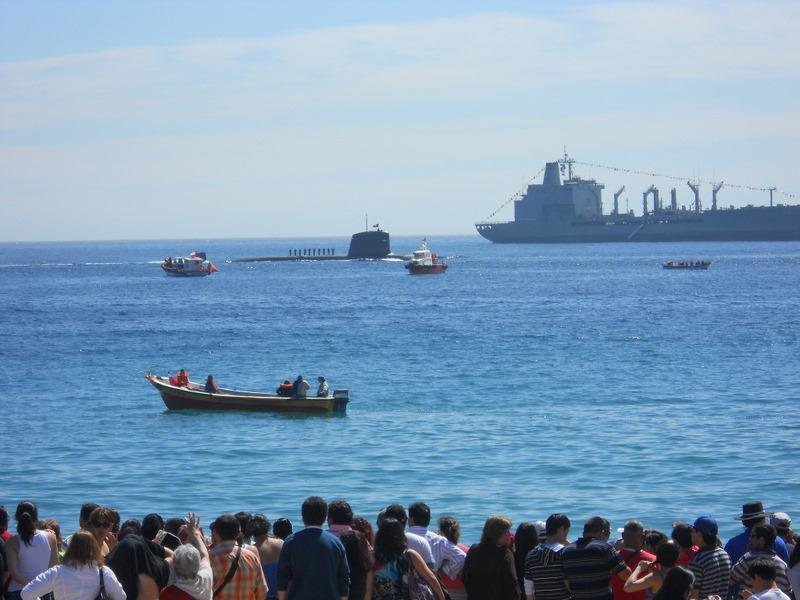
[293,375,310,399]
[176,369,189,387]
[316,376,329,398]
[276,380,294,397]
[205,375,218,393]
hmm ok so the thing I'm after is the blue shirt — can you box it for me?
[277,527,349,600]
[724,528,789,565]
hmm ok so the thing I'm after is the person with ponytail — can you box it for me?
[21,530,125,600]
[5,501,59,600]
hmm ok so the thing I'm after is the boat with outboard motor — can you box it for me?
[405,240,447,274]
[161,252,218,277]
[663,260,711,270]
[145,373,349,413]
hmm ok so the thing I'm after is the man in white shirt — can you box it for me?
[746,558,792,600]
[408,502,466,580]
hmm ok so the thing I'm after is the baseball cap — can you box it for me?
[693,516,718,535]
[770,512,791,531]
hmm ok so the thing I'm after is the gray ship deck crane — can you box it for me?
[688,181,701,212]
[613,186,625,215]
[712,182,723,210]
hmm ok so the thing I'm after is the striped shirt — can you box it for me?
[210,542,268,600]
[561,538,627,600]
[688,546,731,599]
[729,551,792,600]
[408,526,466,579]
[524,543,569,600]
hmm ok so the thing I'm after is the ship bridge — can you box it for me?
[514,161,604,222]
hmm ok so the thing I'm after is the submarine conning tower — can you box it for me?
[347,230,391,258]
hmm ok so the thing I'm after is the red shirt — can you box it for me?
[176,372,189,387]
[441,543,469,591]
[676,546,699,568]
[611,548,656,600]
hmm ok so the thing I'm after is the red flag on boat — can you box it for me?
[209,263,219,273]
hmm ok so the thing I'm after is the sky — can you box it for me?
[1,0,799,241]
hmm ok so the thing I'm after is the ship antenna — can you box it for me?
[365,213,368,232]
[561,145,574,180]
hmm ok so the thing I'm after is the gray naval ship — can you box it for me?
[475,155,800,243]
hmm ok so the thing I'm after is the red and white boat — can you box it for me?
[405,240,447,274]
[161,252,218,277]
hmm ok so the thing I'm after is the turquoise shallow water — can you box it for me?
[1,236,798,542]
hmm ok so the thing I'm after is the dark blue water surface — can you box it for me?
[1,236,798,542]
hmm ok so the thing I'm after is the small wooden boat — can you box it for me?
[146,374,349,413]
[663,260,711,270]
[405,240,447,274]
[162,252,218,277]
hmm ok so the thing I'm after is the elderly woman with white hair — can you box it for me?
[159,513,212,600]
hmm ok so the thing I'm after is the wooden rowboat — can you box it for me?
[146,374,349,414]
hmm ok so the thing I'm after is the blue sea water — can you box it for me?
[1,236,798,543]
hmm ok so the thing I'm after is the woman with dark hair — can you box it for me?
[106,533,170,600]
[460,516,519,600]
[339,530,374,600]
[5,502,59,600]
[20,530,125,600]
[372,518,444,600]
[351,517,375,547]
[670,524,698,568]
[651,567,694,600]
[625,540,680,595]
[513,523,539,597]
[248,514,282,600]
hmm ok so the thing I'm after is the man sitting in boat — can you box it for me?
[276,380,294,397]
[316,376,329,397]
[176,369,189,387]
[205,375,218,393]
[293,375,310,399]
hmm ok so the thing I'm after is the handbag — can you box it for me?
[94,567,108,600]
[405,552,436,600]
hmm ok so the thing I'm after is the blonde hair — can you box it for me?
[63,530,103,567]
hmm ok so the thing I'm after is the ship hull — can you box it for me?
[476,205,800,243]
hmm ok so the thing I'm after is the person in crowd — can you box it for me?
[644,531,668,557]
[164,517,189,542]
[87,507,117,556]
[316,376,329,397]
[272,520,292,542]
[686,516,730,600]
[20,530,125,600]
[339,530,374,600]
[379,505,434,569]
[652,567,694,600]
[351,518,374,547]
[624,540,680,596]
[5,501,59,600]
[204,375,218,393]
[276,381,294,397]
[248,515,282,600]
[233,513,253,547]
[1,507,11,541]
[524,513,571,600]
[37,520,64,559]
[118,520,142,542]
[209,515,265,600]
[371,518,444,600]
[729,524,792,600]
[107,509,121,538]
[786,542,800,600]
[176,370,189,387]
[725,503,789,565]
[438,516,469,600]
[160,512,212,600]
[79,504,101,532]
[408,502,466,583]
[106,532,170,600]
[513,523,539,597]
[561,516,630,600]
[142,515,165,542]
[769,513,795,555]
[612,520,656,600]
[276,496,349,600]
[745,558,792,600]
[670,524,698,568]
[292,376,309,399]
[327,501,354,538]
[461,515,518,600]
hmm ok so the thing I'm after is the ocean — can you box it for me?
[1,236,798,543]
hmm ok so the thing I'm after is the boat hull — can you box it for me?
[161,265,212,277]
[405,264,447,274]
[146,375,348,413]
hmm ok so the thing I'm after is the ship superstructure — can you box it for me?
[475,154,800,243]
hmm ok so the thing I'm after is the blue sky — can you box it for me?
[1,0,798,241]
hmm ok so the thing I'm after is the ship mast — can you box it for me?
[560,146,575,180]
